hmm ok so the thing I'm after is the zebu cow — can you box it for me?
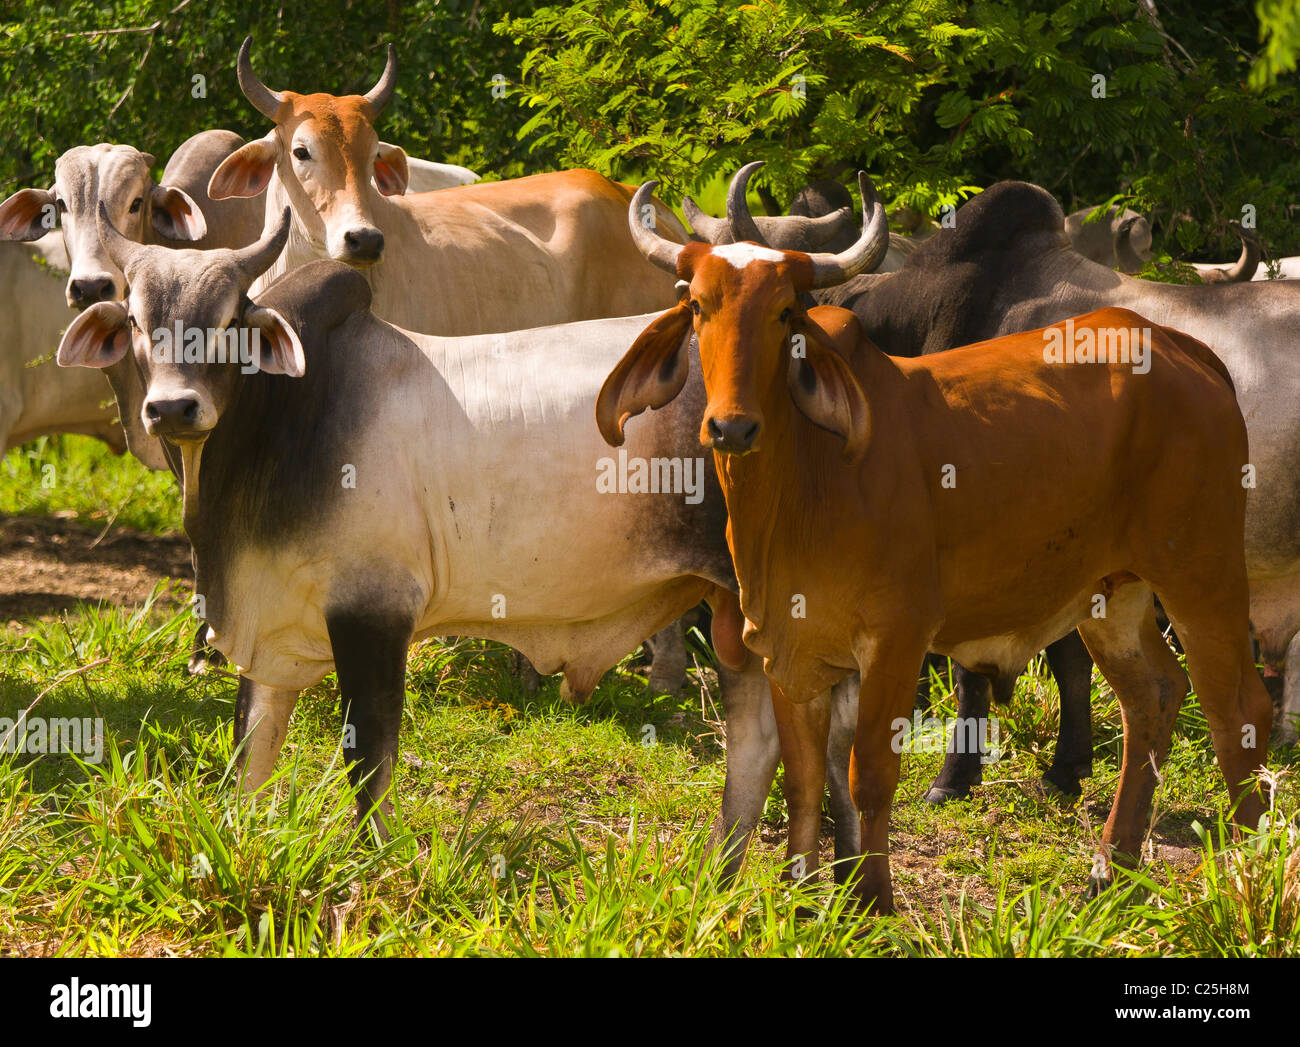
[1190,222,1261,284]
[771,179,1300,749]
[207,39,682,333]
[1065,205,1153,273]
[53,204,862,878]
[698,166,1097,802]
[601,175,1272,911]
[0,234,121,453]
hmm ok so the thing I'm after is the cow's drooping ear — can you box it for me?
[208,134,278,200]
[57,301,130,369]
[374,142,410,196]
[0,187,57,242]
[245,304,306,377]
[596,303,693,447]
[786,317,870,462]
[150,183,207,241]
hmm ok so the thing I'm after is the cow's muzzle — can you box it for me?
[339,226,385,265]
[67,274,119,309]
[705,414,760,455]
[144,396,213,441]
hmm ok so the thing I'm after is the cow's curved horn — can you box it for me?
[233,208,292,287]
[682,195,730,242]
[724,162,767,244]
[627,181,684,273]
[1114,215,1147,274]
[96,202,145,273]
[1221,221,1260,283]
[362,45,398,116]
[806,172,890,288]
[752,208,854,250]
[237,37,285,120]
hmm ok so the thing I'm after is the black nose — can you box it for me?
[146,398,200,430]
[68,276,116,307]
[343,227,384,261]
[707,416,760,453]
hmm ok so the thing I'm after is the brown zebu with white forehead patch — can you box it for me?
[599,173,1271,912]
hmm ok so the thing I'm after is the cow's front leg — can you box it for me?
[771,683,832,882]
[1042,632,1095,795]
[851,633,929,914]
[925,664,990,803]
[234,676,301,792]
[326,608,415,838]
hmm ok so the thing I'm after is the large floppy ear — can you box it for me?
[786,313,870,463]
[208,134,278,200]
[0,187,58,241]
[373,142,409,196]
[57,301,130,369]
[596,303,693,447]
[150,183,207,240]
[244,304,306,377]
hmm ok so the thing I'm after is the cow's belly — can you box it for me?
[936,591,1095,681]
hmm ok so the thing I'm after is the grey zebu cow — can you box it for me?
[55,205,867,877]
[1065,205,1153,274]
[796,180,1300,746]
[0,234,122,453]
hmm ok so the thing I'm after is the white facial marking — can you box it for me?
[711,242,786,268]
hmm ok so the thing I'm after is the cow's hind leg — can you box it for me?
[1076,582,1186,892]
[1279,631,1300,746]
[646,618,690,695]
[710,660,781,879]
[1042,631,1095,796]
[826,675,861,883]
[1156,588,1272,833]
[326,607,416,839]
[924,664,989,803]
[234,676,301,793]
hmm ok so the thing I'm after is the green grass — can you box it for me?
[1,436,1298,956]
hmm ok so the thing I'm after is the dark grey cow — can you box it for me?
[55,204,867,879]
[753,177,1300,753]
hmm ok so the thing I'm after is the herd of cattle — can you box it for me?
[2,39,1297,913]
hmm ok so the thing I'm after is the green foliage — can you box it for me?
[0,0,552,193]
[500,0,1300,259]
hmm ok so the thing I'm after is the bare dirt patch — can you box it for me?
[0,514,192,624]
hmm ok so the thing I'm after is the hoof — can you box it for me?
[924,784,971,805]
[1041,768,1084,799]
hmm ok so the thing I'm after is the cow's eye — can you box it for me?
[127,314,139,330]
[690,300,701,316]
[54,198,67,215]
[779,307,792,323]
[293,146,311,162]
[129,198,142,214]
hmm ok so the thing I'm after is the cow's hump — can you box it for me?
[911,181,1066,267]
[256,260,373,349]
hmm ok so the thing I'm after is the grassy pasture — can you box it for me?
[0,435,1297,957]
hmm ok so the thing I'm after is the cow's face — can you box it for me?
[683,244,804,454]
[0,144,206,309]
[599,168,885,464]
[54,208,302,443]
[208,42,407,269]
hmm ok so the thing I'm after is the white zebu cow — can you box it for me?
[0,234,120,453]
[56,207,863,876]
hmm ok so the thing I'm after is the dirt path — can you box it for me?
[0,514,192,624]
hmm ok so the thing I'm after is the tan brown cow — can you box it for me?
[208,38,683,334]
[598,174,1272,913]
